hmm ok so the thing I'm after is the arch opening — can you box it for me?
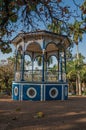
[46,55,58,82]
[26,42,42,54]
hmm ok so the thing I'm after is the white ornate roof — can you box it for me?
[12,30,71,58]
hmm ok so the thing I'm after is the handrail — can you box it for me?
[15,69,66,82]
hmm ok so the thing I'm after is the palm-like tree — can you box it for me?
[48,20,66,35]
[69,21,85,95]
[36,56,53,67]
[48,19,86,95]
[67,53,85,95]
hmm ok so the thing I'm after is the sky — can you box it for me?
[0,0,86,62]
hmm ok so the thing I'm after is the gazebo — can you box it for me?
[12,30,70,101]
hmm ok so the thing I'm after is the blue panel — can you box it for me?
[23,85,41,101]
[64,85,68,100]
[45,85,62,100]
[12,82,68,101]
[12,83,19,100]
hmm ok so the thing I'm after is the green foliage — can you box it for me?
[48,20,67,35]
[36,56,42,66]
[47,57,53,66]
[69,20,84,44]
[0,57,14,95]
[48,21,62,34]
[10,14,18,22]
[80,0,86,14]
[67,53,86,83]
[0,43,12,53]
[67,60,77,81]
[36,56,53,66]
[0,0,86,54]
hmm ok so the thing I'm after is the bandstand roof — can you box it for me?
[12,30,71,54]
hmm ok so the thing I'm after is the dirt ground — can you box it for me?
[0,96,86,130]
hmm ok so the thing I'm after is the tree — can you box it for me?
[48,21,64,34]
[47,2,86,95]
[0,57,14,95]
[0,0,86,53]
[81,64,86,95]
[69,20,85,95]
[68,0,86,95]
[67,53,85,95]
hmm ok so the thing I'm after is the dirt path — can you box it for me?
[0,96,86,130]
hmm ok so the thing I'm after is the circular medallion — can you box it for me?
[27,87,37,98]
[49,87,58,98]
[14,87,18,96]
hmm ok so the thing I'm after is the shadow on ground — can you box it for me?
[0,96,86,130]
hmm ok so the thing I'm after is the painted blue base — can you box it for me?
[12,82,68,101]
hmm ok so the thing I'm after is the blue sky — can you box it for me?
[0,0,86,62]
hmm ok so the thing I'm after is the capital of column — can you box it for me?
[42,49,45,54]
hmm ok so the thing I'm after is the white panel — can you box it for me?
[44,85,46,101]
[41,85,43,101]
[62,85,64,100]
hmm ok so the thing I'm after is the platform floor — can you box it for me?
[0,96,86,130]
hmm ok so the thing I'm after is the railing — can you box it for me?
[24,70,42,82]
[15,69,66,82]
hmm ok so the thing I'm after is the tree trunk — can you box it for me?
[76,77,78,95]
[76,44,82,95]
[82,82,86,95]
[77,71,82,95]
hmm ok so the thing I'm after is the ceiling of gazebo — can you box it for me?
[25,42,59,54]
[12,30,71,54]
[26,43,42,53]
[46,43,58,53]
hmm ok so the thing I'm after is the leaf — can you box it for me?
[63,7,69,14]
[10,14,18,22]
[73,34,78,44]
[10,1,15,6]
[16,0,24,6]
[57,0,62,3]
[39,7,43,11]
[80,0,86,14]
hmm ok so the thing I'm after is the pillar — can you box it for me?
[64,50,66,82]
[14,50,18,81]
[20,51,25,81]
[59,53,63,82]
[42,40,45,82]
[45,52,48,82]
[32,52,34,81]
[57,50,59,81]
